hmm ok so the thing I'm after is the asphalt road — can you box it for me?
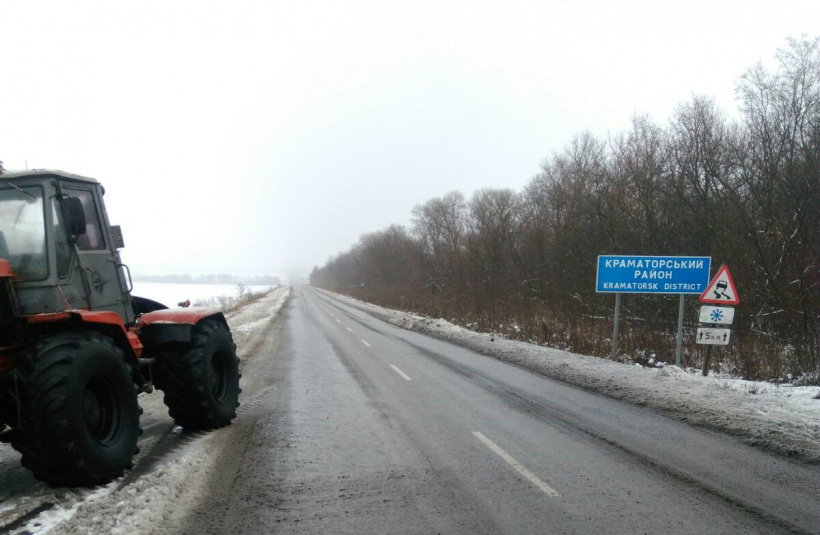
[178,287,820,534]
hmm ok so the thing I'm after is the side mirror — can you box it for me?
[110,225,125,248]
[61,197,87,238]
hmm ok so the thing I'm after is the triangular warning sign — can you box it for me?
[699,265,740,305]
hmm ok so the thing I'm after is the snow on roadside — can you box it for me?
[23,487,110,534]
[318,288,820,464]
[226,285,291,340]
[24,437,220,535]
[27,286,291,535]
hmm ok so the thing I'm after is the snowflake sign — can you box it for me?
[699,305,735,325]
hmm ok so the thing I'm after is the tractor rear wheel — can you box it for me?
[10,331,141,486]
[155,320,240,430]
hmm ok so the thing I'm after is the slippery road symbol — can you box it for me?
[713,280,728,300]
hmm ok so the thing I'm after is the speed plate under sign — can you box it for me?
[696,327,731,346]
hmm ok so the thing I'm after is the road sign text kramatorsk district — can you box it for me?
[596,256,711,294]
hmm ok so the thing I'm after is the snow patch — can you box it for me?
[658,365,689,381]
[24,487,111,534]
[43,436,220,534]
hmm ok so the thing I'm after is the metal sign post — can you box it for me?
[701,346,713,376]
[611,293,621,360]
[675,294,685,366]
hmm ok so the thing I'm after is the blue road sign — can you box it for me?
[596,255,711,294]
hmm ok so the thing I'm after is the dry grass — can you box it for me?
[193,285,275,312]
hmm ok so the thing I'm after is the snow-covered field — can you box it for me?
[0,286,291,534]
[317,288,820,464]
[132,282,273,308]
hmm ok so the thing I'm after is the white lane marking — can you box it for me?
[346,327,353,332]
[472,431,560,497]
[361,339,371,347]
[336,319,341,323]
[390,365,412,381]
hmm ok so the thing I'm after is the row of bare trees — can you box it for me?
[311,37,820,382]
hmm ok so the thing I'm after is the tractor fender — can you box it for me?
[138,308,227,348]
[24,310,145,384]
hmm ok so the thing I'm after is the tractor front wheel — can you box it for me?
[11,331,141,486]
[155,320,240,430]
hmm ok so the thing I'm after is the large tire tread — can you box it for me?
[10,331,141,487]
[155,320,240,431]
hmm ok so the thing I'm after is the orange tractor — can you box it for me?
[0,170,240,486]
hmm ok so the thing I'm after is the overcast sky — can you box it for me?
[0,0,817,279]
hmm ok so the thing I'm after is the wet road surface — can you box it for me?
[178,287,820,534]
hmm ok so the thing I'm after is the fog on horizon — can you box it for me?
[0,0,817,279]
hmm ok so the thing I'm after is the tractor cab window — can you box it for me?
[0,186,47,280]
[65,188,105,251]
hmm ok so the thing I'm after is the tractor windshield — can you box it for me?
[0,186,47,280]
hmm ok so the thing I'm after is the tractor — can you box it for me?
[0,170,240,486]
